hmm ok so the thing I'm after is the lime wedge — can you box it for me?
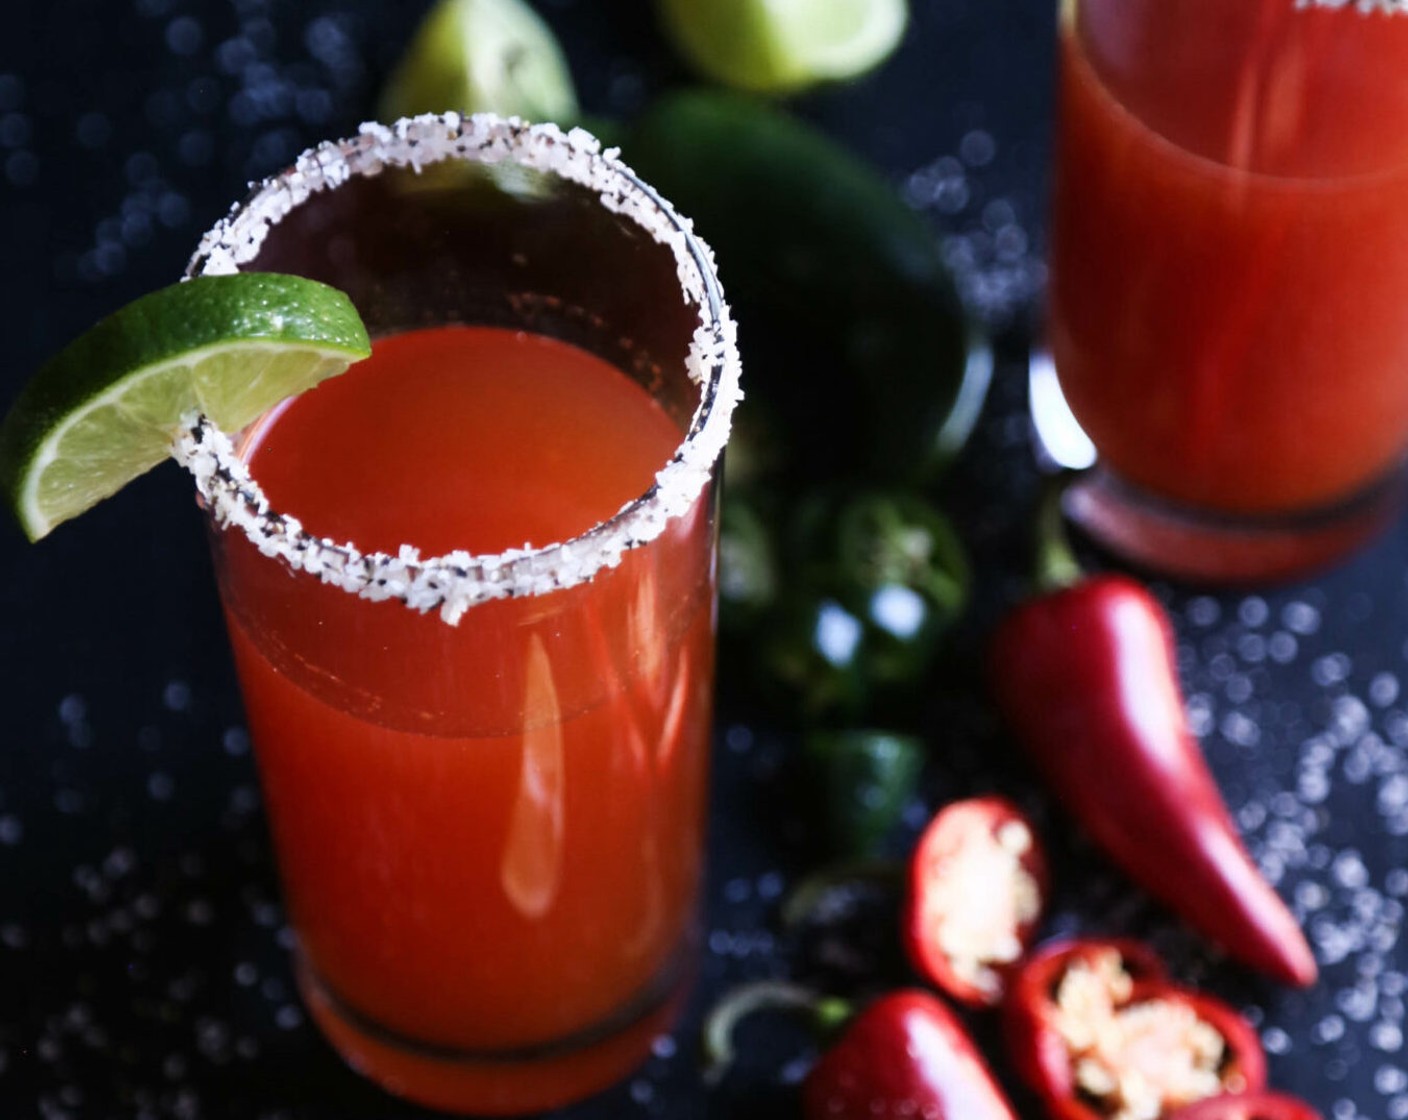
[378,0,578,124]
[657,0,908,95]
[0,273,370,541]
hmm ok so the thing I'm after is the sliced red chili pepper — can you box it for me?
[1005,937,1169,1102]
[1167,1090,1323,1120]
[903,796,1049,1006]
[803,989,1019,1120]
[988,490,1317,987]
[1004,938,1267,1120]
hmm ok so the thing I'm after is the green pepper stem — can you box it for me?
[813,995,854,1035]
[1033,470,1085,593]
[701,980,854,1085]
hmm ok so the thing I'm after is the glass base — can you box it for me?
[1063,466,1407,584]
[296,947,692,1116]
[1027,345,1406,582]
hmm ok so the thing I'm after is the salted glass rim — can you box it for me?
[173,112,741,626]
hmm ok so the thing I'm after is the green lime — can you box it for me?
[626,91,980,486]
[0,273,370,541]
[378,0,578,124]
[657,0,908,95]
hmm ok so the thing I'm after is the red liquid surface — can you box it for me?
[1049,1,1408,514]
[214,326,716,1112]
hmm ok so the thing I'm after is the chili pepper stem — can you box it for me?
[1033,470,1085,594]
[813,995,854,1035]
[701,980,854,1085]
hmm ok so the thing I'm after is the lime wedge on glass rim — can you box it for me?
[0,273,370,542]
[656,0,909,95]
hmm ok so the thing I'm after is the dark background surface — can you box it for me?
[0,2,1404,1117]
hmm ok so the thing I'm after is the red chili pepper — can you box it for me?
[1167,1091,1323,1120]
[988,494,1317,987]
[703,982,1018,1119]
[1004,938,1267,1120]
[803,989,1019,1120]
[1005,937,1169,1099]
[903,796,1049,1007]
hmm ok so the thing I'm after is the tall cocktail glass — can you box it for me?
[1046,0,1408,580]
[177,114,739,1115]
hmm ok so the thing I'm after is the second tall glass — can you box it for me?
[1047,0,1408,580]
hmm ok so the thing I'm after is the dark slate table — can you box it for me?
[0,2,1402,1117]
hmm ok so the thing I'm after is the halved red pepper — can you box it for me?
[1005,937,1169,1100]
[988,486,1317,987]
[1167,1091,1323,1120]
[904,796,1049,1006]
[1165,1093,1317,1120]
[1005,938,1267,1120]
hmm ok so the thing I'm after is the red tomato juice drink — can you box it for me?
[178,116,741,1115]
[1047,0,1408,579]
